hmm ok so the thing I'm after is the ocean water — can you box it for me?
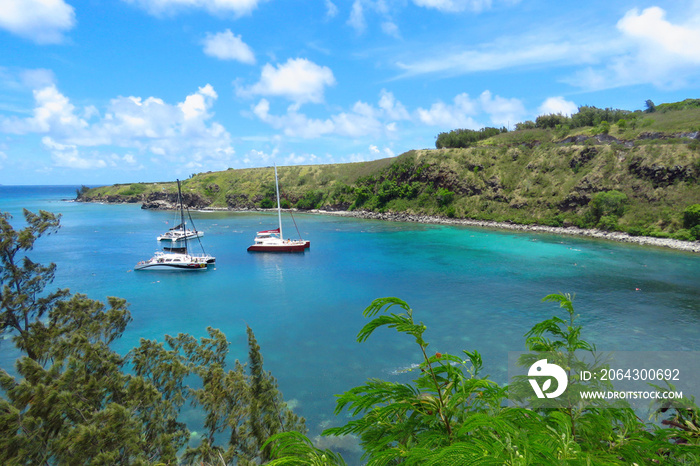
[2,186,700,456]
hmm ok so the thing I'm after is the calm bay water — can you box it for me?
[2,185,699,454]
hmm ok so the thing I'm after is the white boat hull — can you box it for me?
[157,230,204,242]
[135,251,210,271]
[134,262,207,271]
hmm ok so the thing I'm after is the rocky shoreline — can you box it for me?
[78,198,699,253]
[311,209,700,254]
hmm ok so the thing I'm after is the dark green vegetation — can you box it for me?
[79,101,700,241]
[435,126,507,148]
[2,210,699,464]
[0,210,304,465]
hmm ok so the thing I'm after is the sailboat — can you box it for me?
[157,187,203,242]
[247,165,310,252]
[156,223,203,242]
[135,179,215,271]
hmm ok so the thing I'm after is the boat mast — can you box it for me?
[177,179,188,253]
[274,164,283,239]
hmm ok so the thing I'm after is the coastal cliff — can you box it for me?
[78,106,700,248]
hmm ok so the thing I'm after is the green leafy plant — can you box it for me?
[270,294,699,465]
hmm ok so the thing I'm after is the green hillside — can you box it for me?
[79,102,700,241]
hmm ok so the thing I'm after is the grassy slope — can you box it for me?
[85,158,394,205]
[81,107,700,239]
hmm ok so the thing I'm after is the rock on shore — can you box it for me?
[76,195,699,253]
[313,209,700,253]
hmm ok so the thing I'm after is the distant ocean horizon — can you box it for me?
[2,185,699,458]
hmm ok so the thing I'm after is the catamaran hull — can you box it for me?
[157,232,204,242]
[134,249,212,271]
[134,262,208,271]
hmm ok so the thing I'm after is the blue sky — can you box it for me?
[1,0,700,185]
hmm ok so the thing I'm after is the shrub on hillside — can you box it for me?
[683,204,700,229]
[597,215,619,231]
[295,191,324,210]
[436,187,455,206]
[691,225,700,240]
[589,190,628,220]
[435,127,506,148]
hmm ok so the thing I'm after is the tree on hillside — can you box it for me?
[645,99,657,113]
[0,210,69,360]
[243,325,306,462]
[435,127,506,148]
[0,209,306,465]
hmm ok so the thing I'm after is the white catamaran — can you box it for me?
[156,224,203,242]
[135,180,215,271]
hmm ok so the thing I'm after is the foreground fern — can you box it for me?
[267,294,700,465]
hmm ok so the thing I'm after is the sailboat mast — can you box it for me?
[274,164,283,239]
[177,179,188,253]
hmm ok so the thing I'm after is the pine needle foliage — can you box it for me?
[0,210,69,361]
[0,210,306,465]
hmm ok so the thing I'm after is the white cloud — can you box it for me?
[123,0,263,17]
[565,7,700,91]
[202,30,255,64]
[346,0,401,37]
[538,96,577,116]
[618,7,700,62]
[284,152,318,165]
[332,101,385,137]
[243,147,278,165]
[348,1,366,33]
[368,144,395,158]
[0,84,89,136]
[412,0,493,13]
[613,7,700,88]
[478,90,526,127]
[20,69,57,89]
[396,39,601,79]
[251,90,410,139]
[415,91,523,128]
[179,84,218,120]
[325,0,338,18]
[253,99,335,138]
[416,93,479,127]
[252,88,524,140]
[381,21,400,38]
[43,137,107,169]
[240,58,336,106]
[0,81,235,171]
[0,0,75,44]
[378,89,410,120]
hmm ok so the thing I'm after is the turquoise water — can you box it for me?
[2,186,699,455]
